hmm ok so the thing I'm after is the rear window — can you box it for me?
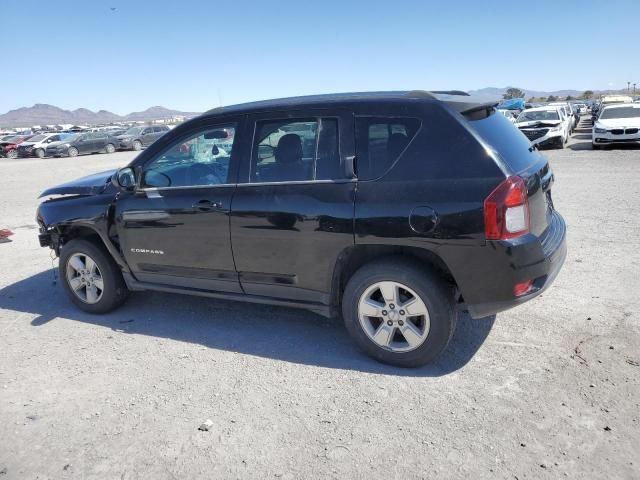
[355,117,421,180]
[467,109,536,174]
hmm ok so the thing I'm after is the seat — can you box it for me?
[387,132,409,163]
[272,133,310,181]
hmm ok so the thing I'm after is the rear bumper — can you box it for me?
[464,211,567,319]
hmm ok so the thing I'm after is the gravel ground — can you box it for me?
[0,124,639,479]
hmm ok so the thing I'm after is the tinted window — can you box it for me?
[251,118,340,182]
[467,109,536,174]
[142,124,236,188]
[355,117,421,180]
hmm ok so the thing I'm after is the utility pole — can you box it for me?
[628,81,631,93]
[634,83,637,94]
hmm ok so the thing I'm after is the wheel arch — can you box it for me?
[329,245,459,315]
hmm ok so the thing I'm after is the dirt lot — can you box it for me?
[1,126,639,479]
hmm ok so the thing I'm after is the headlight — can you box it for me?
[550,125,562,132]
[594,127,607,134]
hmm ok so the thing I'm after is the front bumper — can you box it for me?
[520,128,564,148]
[465,210,567,319]
[593,132,640,145]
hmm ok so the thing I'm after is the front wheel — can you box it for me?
[342,258,456,367]
[59,239,129,314]
[6,149,17,159]
[35,148,45,158]
[67,147,79,157]
[105,143,115,154]
[132,140,142,151]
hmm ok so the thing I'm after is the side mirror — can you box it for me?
[113,167,136,190]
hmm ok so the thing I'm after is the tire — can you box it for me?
[68,147,79,157]
[557,137,565,149]
[105,143,115,154]
[59,238,129,314]
[592,144,601,150]
[341,258,456,367]
[35,148,45,158]
[132,140,142,151]
[6,149,17,159]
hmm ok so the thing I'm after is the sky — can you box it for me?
[2,0,639,114]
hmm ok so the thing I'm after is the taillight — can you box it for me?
[484,176,530,240]
[513,280,534,296]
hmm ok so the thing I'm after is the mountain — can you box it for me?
[468,87,583,100]
[0,104,201,128]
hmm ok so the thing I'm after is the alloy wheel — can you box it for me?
[66,253,104,304]
[358,281,430,352]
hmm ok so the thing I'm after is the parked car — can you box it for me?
[116,125,170,151]
[592,103,640,149]
[0,135,34,158]
[36,91,567,367]
[549,102,577,132]
[497,108,518,124]
[516,106,568,149]
[44,132,119,157]
[16,133,72,158]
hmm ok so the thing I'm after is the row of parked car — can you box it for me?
[498,101,582,149]
[0,125,171,159]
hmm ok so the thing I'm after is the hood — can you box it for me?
[39,169,117,197]
[596,117,640,128]
[18,142,36,148]
[517,120,561,128]
[116,134,133,140]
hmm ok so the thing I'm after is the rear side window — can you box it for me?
[355,117,421,180]
[251,118,341,183]
[467,109,537,173]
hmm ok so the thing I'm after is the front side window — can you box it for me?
[251,118,340,182]
[355,117,421,180]
[142,124,236,188]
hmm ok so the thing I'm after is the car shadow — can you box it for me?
[0,270,495,377]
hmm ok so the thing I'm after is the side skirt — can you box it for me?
[122,272,331,318]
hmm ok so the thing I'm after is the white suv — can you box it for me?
[16,133,68,158]
[516,106,568,149]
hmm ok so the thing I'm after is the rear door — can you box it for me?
[230,109,356,304]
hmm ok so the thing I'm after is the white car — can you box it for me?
[592,103,640,149]
[516,106,568,149]
[15,132,69,158]
[497,109,518,124]
[549,102,577,132]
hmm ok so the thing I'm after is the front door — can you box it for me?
[230,110,356,304]
[116,120,243,293]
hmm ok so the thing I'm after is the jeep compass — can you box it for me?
[36,91,567,367]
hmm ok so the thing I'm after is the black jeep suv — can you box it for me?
[36,91,566,367]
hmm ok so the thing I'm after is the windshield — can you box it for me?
[599,107,640,120]
[517,110,559,122]
[58,133,76,142]
[123,127,142,135]
[28,134,47,143]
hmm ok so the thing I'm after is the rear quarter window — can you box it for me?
[466,109,537,174]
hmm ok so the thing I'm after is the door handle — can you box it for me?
[192,199,222,211]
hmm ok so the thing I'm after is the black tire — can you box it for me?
[59,238,129,314]
[6,149,17,159]
[592,144,601,150]
[557,137,565,149]
[132,140,142,151]
[105,143,116,154]
[341,258,456,367]
[68,147,79,157]
[35,148,45,158]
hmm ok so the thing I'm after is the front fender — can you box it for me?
[37,193,131,273]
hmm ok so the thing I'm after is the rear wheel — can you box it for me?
[59,239,129,314]
[68,147,79,157]
[105,143,116,154]
[132,140,142,151]
[342,258,456,367]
